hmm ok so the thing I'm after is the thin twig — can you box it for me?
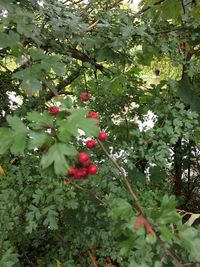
[69,180,106,205]
[137,0,167,15]
[97,140,145,216]
[88,250,98,267]
[98,140,184,267]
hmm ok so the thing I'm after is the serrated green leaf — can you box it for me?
[26,111,54,130]
[29,48,46,60]
[21,78,42,96]
[0,128,13,154]
[159,225,174,243]
[40,143,77,175]
[28,131,51,149]
[58,109,99,139]
[78,118,99,136]
[43,210,58,230]
[0,31,20,48]
[0,248,19,267]
[6,115,28,155]
[179,227,200,261]
[51,62,66,76]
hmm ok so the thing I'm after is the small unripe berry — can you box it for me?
[86,139,96,150]
[48,106,60,115]
[80,92,89,101]
[98,131,107,141]
[88,112,100,119]
[88,164,98,175]
[78,152,90,163]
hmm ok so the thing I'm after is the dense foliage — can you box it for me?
[1,0,200,266]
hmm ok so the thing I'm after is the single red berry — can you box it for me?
[98,131,107,141]
[67,166,76,177]
[74,168,88,179]
[48,106,60,116]
[88,111,100,119]
[80,92,89,101]
[81,158,91,168]
[88,164,98,175]
[79,168,88,179]
[78,152,90,163]
[86,139,96,150]
[74,169,82,179]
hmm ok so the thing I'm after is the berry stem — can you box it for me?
[97,140,184,267]
[97,140,145,216]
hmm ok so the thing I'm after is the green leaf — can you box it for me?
[0,248,19,267]
[21,78,42,96]
[51,62,66,76]
[159,225,174,243]
[43,209,58,230]
[26,111,54,130]
[179,227,200,261]
[6,115,28,155]
[149,166,166,184]
[29,48,46,60]
[155,195,181,224]
[28,131,51,149]
[57,109,99,141]
[0,31,20,48]
[0,128,13,154]
[108,197,133,221]
[179,80,200,117]
[40,143,77,175]
[79,118,99,136]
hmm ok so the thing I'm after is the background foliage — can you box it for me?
[1,0,200,266]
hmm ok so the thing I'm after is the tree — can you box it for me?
[0,0,200,266]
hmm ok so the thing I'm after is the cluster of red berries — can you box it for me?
[67,110,107,180]
[48,92,108,181]
[67,152,98,179]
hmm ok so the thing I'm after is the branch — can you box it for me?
[97,140,146,216]
[137,0,167,15]
[56,68,83,91]
[88,250,99,267]
[98,140,184,267]
[67,47,105,72]
[44,68,83,101]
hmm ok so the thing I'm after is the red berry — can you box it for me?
[88,164,98,175]
[80,92,89,102]
[67,166,76,177]
[80,168,88,179]
[86,139,96,150]
[81,158,91,168]
[74,169,82,179]
[78,152,90,163]
[98,131,107,141]
[88,112,100,119]
[48,106,60,116]
[74,168,88,179]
